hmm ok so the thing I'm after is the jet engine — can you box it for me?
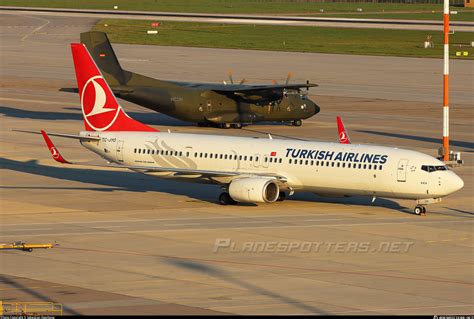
[229,177,279,203]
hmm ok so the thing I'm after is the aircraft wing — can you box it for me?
[210,83,318,103]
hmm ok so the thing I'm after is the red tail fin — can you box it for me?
[336,116,350,144]
[70,43,157,132]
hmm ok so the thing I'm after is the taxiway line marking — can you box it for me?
[0,219,470,238]
[0,214,339,226]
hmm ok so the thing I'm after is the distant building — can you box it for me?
[465,0,474,7]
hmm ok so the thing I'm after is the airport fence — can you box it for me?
[0,301,63,316]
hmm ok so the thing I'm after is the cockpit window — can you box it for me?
[421,165,448,172]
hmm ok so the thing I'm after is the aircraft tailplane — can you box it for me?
[80,31,128,87]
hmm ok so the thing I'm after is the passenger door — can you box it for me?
[116,140,124,162]
[397,159,408,182]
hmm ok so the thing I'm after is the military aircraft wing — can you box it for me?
[198,82,318,104]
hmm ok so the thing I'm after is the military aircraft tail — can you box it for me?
[80,31,128,87]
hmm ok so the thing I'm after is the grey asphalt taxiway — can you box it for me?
[0,13,473,315]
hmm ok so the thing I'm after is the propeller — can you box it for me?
[272,72,293,86]
[223,70,246,85]
[285,72,293,85]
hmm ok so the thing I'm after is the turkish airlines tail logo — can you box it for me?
[71,43,157,132]
[336,116,351,144]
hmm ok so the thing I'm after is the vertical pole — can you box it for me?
[443,0,450,161]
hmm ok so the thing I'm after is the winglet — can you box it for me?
[41,130,70,164]
[336,116,351,144]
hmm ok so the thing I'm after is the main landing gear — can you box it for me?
[414,205,427,216]
[199,123,243,129]
[219,192,237,205]
[277,191,286,202]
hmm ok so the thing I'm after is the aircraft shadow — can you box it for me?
[0,158,218,204]
[0,105,190,127]
[163,258,328,315]
[1,157,408,212]
[357,130,474,151]
[2,104,311,130]
[291,192,408,213]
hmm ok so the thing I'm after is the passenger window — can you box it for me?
[363,164,367,169]
[279,158,282,163]
[289,159,292,164]
[250,156,253,161]
[326,162,329,167]
[379,165,382,170]
[331,162,335,167]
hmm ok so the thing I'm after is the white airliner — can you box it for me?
[24,43,464,215]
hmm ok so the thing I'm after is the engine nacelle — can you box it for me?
[229,177,279,203]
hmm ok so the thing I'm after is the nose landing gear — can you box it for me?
[414,205,427,216]
[292,119,302,127]
[413,198,441,216]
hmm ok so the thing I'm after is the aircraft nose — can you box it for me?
[313,103,320,115]
[446,173,464,195]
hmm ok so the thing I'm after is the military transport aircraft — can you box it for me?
[19,43,464,216]
[80,31,320,128]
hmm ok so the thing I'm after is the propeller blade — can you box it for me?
[239,78,246,85]
[272,79,278,85]
[285,72,293,85]
[228,70,234,85]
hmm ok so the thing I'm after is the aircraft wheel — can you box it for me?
[219,192,236,205]
[232,123,243,129]
[219,123,231,129]
[414,205,424,215]
[292,119,302,127]
[277,192,286,202]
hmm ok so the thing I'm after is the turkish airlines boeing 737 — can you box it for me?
[22,43,464,215]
